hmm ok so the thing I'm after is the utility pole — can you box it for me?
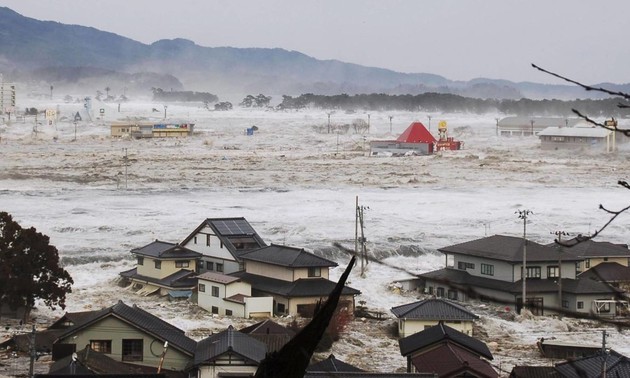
[355,196,369,277]
[517,209,532,313]
[389,115,393,134]
[601,330,609,377]
[551,230,568,312]
[28,325,36,378]
[495,118,500,136]
[122,148,129,189]
[427,115,432,132]
[327,112,332,134]
[367,113,370,134]
[163,105,168,119]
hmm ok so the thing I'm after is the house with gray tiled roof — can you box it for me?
[399,323,496,377]
[391,298,478,337]
[305,354,438,378]
[579,262,630,293]
[553,238,630,273]
[239,319,295,353]
[413,235,624,317]
[511,350,630,378]
[53,301,196,372]
[190,325,266,378]
[231,244,361,316]
[119,240,202,296]
[180,218,267,275]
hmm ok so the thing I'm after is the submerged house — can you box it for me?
[538,124,615,152]
[370,122,436,156]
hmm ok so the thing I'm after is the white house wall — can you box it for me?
[225,281,252,297]
[399,319,474,338]
[244,297,273,318]
[183,225,235,261]
[451,255,514,282]
[197,363,258,378]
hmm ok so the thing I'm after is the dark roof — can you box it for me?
[439,235,581,263]
[391,298,478,321]
[398,323,493,360]
[231,272,361,298]
[55,301,197,356]
[131,240,201,259]
[119,268,198,289]
[49,311,101,330]
[239,319,295,353]
[578,262,630,283]
[304,374,437,378]
[192,325,266,366]
[554,238,630,258]
[240,244,337,268]
[410,342,498,378]
[554,350,630,378]
[307,354,364,372]
[180,218,267,259]
[419,268,621,299]
[509,366,562,378]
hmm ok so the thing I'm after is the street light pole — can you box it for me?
[164,105,168,120]
[389,116,393,134]
[427,115,432,132]
[73,121,77,141]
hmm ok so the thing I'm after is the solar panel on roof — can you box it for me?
[211,219,255,235]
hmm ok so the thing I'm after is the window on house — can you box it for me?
[277,303,286,314]
[194,236,197,244]
[562,300,569,309]
[526,266,541,279]
[211,306,219,314]
[547,266,559,278]
[199,284,205,292]
[225,309,233,316]
[216,263,224,272]
[436,287,445,298]
[457,262,475,270]
[206,261,214,271]
[90,340,112,354]
[175,260,190,268]
[308,267,321,277]
[577,301,584,309]
[447,290,458,300]
[137,257,144,266]
[122,339,143,361]
[206,234,211,247]
[212,286,220,297]
[154,260,161,269]
[427,286,434,295]
[585,259,590,269]
[220,241,224,249]
[481,263,494,276]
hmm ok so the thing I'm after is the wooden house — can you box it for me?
[231,244,361,316]
[190,325,266,378]
[398,323,497,377]
[415,235,622,316]
[181,218,267,275]
[53,301,196,372]
[119,240,202,297]
[391,298,478,338]
[196,271,273,318]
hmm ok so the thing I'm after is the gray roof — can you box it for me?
[197,271,241,284]
[398,322,493,360]
[509,366,562,378]
[553,238,630,258]
[538,126,611,138]
[499,117,583,128]
[307,354,364,372]
[231,272,361,298]
[240,244,338,268]
[131,240,202,259]
[120,268,198,289]
[439,235,581,263]
[578,262,630,283]
[304,373,437,378]
[555,350,630,378]
[181,218,267,259]
[193,325,266,366]
[55,301,197,355]
[391,298,478,321]
[239,320,295,353]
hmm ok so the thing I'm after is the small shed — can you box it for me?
[370,122,436,156]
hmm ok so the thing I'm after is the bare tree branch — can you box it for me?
[531,64,630,100]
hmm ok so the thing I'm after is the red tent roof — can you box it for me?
[396,122,436,144]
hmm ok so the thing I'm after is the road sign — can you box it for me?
[45,109,56,120]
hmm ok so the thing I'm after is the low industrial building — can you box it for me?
[111,121,194,138]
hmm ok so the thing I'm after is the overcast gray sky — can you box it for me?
[2,0,628,84]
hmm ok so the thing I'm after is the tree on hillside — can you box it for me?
[0,212,73,317]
